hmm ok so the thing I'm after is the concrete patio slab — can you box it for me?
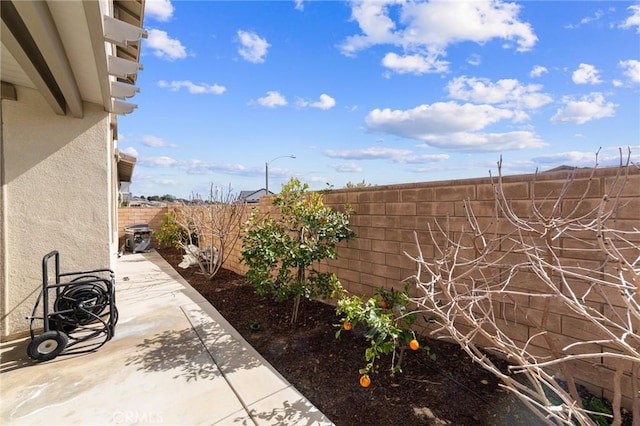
[0,251,333,426]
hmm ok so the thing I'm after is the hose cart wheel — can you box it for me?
[27,331,68,361]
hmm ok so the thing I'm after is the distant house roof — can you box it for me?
[238,189,272,203]
[544,165,591,173]
[128,198,166,208]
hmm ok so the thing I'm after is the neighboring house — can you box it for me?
[118,152,137,204]
[0,0,145,339]
[238,189,272,203]
[127,198,167,208]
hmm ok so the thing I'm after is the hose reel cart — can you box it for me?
[26,251,118,362]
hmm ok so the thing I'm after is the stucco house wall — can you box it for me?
[1,87,114,337]
[0,0,145,339]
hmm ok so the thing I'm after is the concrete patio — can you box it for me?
[0,251,333,425]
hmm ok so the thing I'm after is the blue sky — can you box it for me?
[118,0,640,198]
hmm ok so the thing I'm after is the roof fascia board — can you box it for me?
[113,0,145,85]
[82,0,112,113]
[0,2,65,115]
[12,0,83,118]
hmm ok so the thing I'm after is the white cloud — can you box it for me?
[184,160,251,176]
[121,147,138,157]
[237,30,270,63]
[531,147,640,168]
[620,4,640,33]
[619,59,640,83]
[530,65,548,78]
[364,101,547,152]
[339,1,402,56]
[331,162,363,173]
[251,91,287,108]
[158,80,226,94]
[446,76,552,109]
[572,63,602,85]
[551,92,616,124]
[565,9,605,29]
[395,154,450,164]
[365,102,520,138]
[325,147,412,160]
[381,52,449,74]
[298,94,336,110]
[339,0,537,75]
[140,156,178,167]
[401,1,537,51]
[142,135,167,147]
[580,9,604,24]
[146,29,187,60]
[141,135,177,148]
[531,150,602,165]
[416,131,546,152]
[467,54,481,66]
[294,0,304,11]
[145,0,174,22]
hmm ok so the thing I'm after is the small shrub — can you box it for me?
[334,284,435,381]
[155,212,195,249]
[583,396,613,426]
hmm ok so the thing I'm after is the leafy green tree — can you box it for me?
[241,178,356,323]
[344,180,373,189]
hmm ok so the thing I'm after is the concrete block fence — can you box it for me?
[117,207,168,249]
[316,167,639,408]
[120,165,639,407]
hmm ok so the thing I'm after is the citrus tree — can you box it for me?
[335,284,434,387]
[155,211,195,249]
[241,178,355,323]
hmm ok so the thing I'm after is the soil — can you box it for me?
[157,248,619,426]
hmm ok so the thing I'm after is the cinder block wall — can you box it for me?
[136,167,640,406]
[316,166,639,408]
[117,207,168,248]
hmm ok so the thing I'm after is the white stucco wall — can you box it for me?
[1,86,113,338]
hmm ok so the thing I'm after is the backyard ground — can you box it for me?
[158,248,620,426]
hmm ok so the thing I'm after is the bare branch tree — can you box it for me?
[173,184,248,279]
[406,149,639,425]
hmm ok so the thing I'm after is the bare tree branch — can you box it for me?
[406,151,639,425]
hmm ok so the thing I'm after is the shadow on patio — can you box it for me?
[0,250,332,425]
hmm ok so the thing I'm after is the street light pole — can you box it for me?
[265,155,295,195]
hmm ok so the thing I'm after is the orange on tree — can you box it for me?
[379,300,388,309]
[409,339,420,351]
[343,321,353,331]
[359,374,371,388]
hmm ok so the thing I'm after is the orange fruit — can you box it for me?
[343,321,353,331]
[359,374,371,388]
[379,300,388,309]
[409,339,420,351]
